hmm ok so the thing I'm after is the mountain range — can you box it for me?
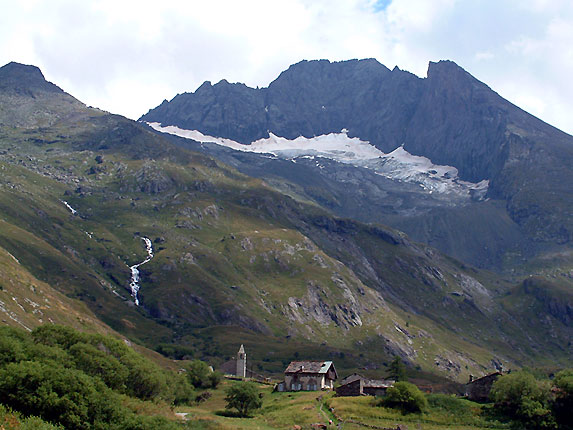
[141,59,573,271]
[0,59,571,382]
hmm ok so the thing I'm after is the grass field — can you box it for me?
[173,379,509,430]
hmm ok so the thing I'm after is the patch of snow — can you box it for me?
[147,122,383,160]
[128,237,154,306]
[146,122,488,197]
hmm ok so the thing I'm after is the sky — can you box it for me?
[1,0,572,135]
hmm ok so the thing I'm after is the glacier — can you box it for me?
[146,122,488,199]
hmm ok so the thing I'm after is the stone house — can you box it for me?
[277,361,338,391]
[465,372,502,402]
[335,374,394,397]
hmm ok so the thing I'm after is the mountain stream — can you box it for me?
[129,238,154,306]
[60,200,78,215]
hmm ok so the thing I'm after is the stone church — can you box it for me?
[220,344,248,378]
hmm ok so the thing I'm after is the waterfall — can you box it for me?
[128,237,154,306]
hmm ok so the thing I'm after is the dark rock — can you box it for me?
[522,278,573,326]
[143,58,573,267]
[0,62,65,95]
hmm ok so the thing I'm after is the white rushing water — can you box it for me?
[60,200,78,215]
[129,237,154,306]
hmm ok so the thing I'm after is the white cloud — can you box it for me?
[0,0,572,134]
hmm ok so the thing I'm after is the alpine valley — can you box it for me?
[0,59,571,385]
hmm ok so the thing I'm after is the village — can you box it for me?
[222,345,502,402]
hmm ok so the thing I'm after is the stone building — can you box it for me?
[335,374,394,397]
[236,344,246,378]
[276,361,337,391]
[464,372,502,402]
[219,344,248,378]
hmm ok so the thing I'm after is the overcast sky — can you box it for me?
[1,0,572,135]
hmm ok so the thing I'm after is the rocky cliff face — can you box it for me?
[0,62,65,95]
[142,58,569,182]
[142,59,573,264]
[0,62,85,128]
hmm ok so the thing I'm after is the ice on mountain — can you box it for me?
[146,122,488,198]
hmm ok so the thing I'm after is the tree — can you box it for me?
[381,381,428,414]
[553,369,573,429]
[224,382,263,417]
[207,370,223,389]
[490,371,556,430]
[185,360,211,388]
[387,356,406,381]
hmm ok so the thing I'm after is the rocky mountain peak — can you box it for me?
[426,59,463,75]
[425,60,491,94]
[141,57,573,262]
[0,61,84,128]
[269,58,390,89]
[0,61,64,95]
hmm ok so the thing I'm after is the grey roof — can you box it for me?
[340,373,363,384]
[285,361,336,376]
[338,375,394,389]
[363,378,394,388]
[466,371,502,385]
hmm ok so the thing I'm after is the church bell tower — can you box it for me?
[236,344,246,378]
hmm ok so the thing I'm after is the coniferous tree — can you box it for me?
[387,356,406,381]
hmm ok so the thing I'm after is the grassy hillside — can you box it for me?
[0,78,571,383]
[171,379,510,430]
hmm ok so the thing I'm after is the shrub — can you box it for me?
[0,325,201,428]
[490,371,556,430]
[207,371,222,389]
[31,324,85,349]
[0,404,63,430]
[69,342,129,391]
[0,361,123,430]
[166,371,195,405]
[381,381,428,414]
[186,360,220,389]
[120,352,168,401]
[195,391,212,403]
[0,333,26,364]
[553,369,573,429]
[119,414,187,430]
[224,382,263,417]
